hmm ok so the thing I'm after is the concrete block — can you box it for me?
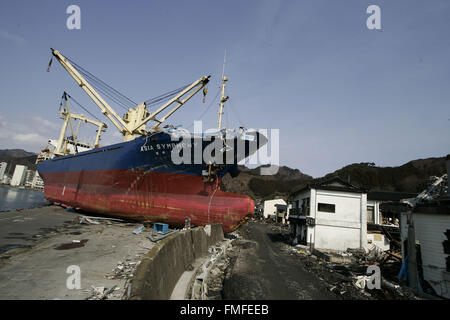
[132,231,195,300]
[205,224,224,247]
[191,227,208,259]
[131,224,224,300]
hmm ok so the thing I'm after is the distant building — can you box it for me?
[274,203,288,223]
[289,176,368,251]
[0,162,7,181]
[263,199,287,220]
[24,170,35,188]
[10,165,28,187]
[31,171,44,190]
[1,175,11,185]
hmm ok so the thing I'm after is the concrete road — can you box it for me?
[0,206,81,255]
[223,221,338,300]
[0,206,155,300]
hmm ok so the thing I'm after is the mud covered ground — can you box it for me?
[202,221,414,300]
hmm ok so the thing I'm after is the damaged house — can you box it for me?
[288,177,368,252]
[263,199,287,220]
[367,190,417,226]
[400,199,450,298]
[397,156,450,298]
[366,191,417,252]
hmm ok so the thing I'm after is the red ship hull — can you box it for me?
[41,169,254,233]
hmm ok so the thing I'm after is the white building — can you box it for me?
[24,169,35,188]
[289,177,368,251]
[10,165,28,187]
[31,171,44,190]
[0,162,7,181]
[1,175,11,185]
[263,199,287,219]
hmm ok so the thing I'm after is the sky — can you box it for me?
[0,0,449,177]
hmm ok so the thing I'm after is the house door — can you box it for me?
[367,205,375,224]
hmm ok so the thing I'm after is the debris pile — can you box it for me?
[189,238,234,300]
[107,259,141,280]
[87,285,120,300]
[79,215,128,225]
[289,244,415,299]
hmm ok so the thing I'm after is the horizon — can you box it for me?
[1,1,449,177]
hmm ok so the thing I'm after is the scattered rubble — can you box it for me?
[87,285,121,300]
[147,229,179,243]
[132,225,145,234]
[255,221,418,299]
[79,215,128,225]
[287,241,417,299]
[189,239,232,300]
[83,257,145,300]
[107,259,141,280]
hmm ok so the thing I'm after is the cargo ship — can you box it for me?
[36,49,267,232]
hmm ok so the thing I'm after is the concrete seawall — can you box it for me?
[131,224,224,300]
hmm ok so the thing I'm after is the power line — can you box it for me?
[66,93,102,122]
[144,84,190,107]
[185,88,221,130]
[66,57,137,111]
[226,87,244,126]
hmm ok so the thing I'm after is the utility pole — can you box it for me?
[407,212,419,293]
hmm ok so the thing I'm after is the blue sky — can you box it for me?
[0,0,449,177]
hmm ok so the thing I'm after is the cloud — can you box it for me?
[0,114,7,128]
[32,116,60,132]
[0,111,121,152]
[12,133,47,144]
[0,29,25,45]
[0,113,50,152]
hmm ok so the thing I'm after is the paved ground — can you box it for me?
[0,206,155,300]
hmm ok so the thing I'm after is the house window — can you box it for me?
[318,203,335,213]
[367,206,375,223]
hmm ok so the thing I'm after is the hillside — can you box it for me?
[220,156,448,201]
[220,165,313,201]
[0,149,38,174]
[322,157,448,193]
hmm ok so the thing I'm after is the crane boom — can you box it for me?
[51,49,210,141]
[51,49,130,135]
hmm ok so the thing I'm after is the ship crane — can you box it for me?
[50,49,210,142]
[54,92,108,156]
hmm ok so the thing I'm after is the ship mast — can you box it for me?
[217,50,229,131]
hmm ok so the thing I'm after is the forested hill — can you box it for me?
[221,156,448,201]
[0,149,38,173]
